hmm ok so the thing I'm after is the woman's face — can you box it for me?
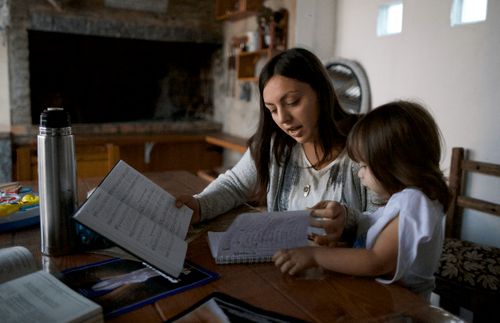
[263,75,320,144]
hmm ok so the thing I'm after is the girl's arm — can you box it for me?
[274,216,399,277]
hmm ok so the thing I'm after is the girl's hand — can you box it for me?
[175,195,201,225]
[273,247,317,275]
[308,200,347,246]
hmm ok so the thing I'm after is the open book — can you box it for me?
[0,246,103,323]
[73,160,193,278]
[208,210,318,264]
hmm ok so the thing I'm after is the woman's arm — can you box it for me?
[195,149,258,221]
[274,216,399,276]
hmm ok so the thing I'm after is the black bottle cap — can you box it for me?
[40,107,71,128]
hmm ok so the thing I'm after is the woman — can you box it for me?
[177,48,371,245]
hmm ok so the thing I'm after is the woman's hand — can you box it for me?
[273,247,317,275]
[308,200,347,246]
[175,195,201,225]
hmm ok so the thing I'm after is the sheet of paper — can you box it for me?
[216,210,311,259]
[207,232,223,259]
[97,160,192,238]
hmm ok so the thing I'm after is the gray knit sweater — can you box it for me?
[195,146,372,230]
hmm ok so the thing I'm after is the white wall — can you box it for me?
[0,35,9,126]
[294,0,336,61]
[295,0,500,247]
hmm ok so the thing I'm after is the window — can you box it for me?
[377,2,403,36]
[451,0,488,26]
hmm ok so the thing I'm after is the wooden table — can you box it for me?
[1,171,460,322]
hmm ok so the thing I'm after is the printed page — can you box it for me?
[0,270,102,323]
[73,161,192,277]
[97,160,192,238]
[216,210,311,259]
[0,246,38,284]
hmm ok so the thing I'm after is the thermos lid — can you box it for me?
[40,107,71,128]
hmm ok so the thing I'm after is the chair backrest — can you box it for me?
[445,147,500,239]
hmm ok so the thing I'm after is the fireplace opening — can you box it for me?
[28,30,220,125]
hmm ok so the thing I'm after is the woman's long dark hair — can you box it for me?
[346,101,450,211]
[249,48,358,202]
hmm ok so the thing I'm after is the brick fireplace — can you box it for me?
[0,0,225,181]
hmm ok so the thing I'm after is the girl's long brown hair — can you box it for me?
[347,101,450,210]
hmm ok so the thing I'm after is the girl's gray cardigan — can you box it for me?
[195,147,371,229]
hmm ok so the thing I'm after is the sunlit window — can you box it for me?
[377,2,403,36]
[451,0,488,26]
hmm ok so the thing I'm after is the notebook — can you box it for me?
[207,210,319,264]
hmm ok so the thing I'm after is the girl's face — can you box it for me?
[263,75,320,144]
[357,162,390,199]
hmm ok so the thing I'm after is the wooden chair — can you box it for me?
[15,143,120,180]
[434,147,500,322]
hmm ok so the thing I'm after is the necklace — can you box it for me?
[303,184,311,197]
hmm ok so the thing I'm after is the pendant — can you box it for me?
[303,184,311,197]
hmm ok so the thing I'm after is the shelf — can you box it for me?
[215,1,288,82]
[205,132,247,154]
[215,0,263,21]
[238,49,268,57]
[199,132,248,183]
[237,51,264,79]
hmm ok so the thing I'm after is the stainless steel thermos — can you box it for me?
[38,107,78,256]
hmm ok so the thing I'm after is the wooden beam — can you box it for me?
[205,133,248,154]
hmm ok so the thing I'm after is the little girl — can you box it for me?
[273,100,450,300]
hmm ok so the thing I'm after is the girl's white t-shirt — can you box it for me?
[356,188,445,300]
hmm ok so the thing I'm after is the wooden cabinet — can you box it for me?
[118,136,222,174]
[13,134,224,181]
[15,143,121,181]
[215,0,262,21]
[13,133,249,181]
